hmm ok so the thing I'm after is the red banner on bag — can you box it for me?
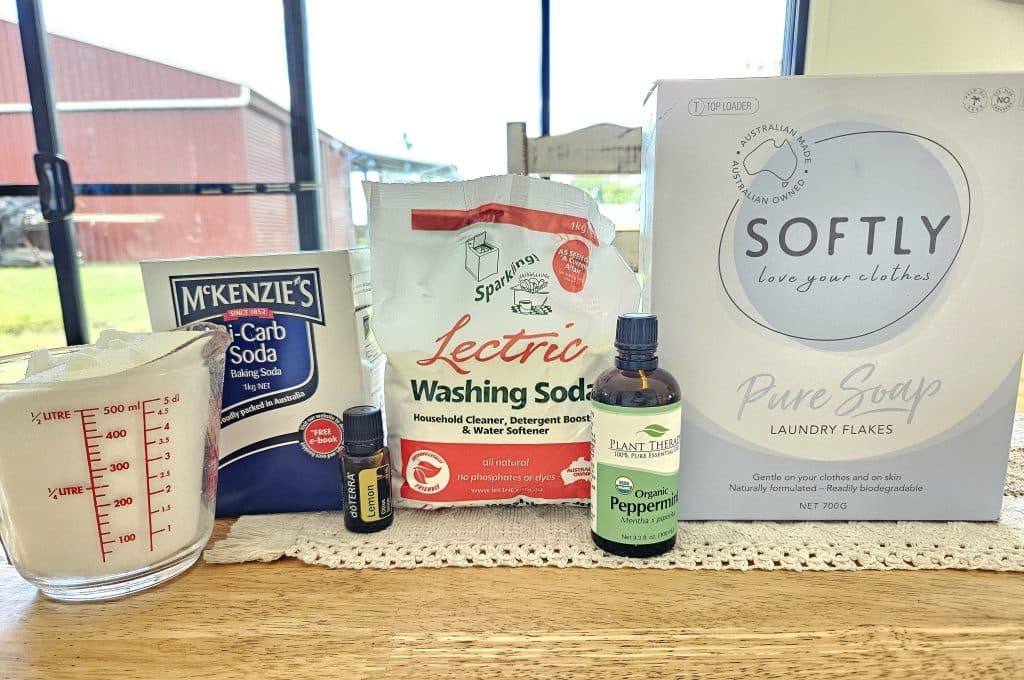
[398,438,591,503]
[411,203,599,246]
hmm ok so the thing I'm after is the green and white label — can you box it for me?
[590,401,681,545]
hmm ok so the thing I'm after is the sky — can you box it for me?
[0,0,787,178]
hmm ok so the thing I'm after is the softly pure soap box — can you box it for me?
[142,250,384,515]
[642,73,1024,519]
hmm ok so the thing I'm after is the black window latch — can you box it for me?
[33,152,75,222]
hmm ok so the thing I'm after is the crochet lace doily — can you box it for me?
[204,420,1024,572]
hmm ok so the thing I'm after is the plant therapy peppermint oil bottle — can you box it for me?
[591,313,681,557]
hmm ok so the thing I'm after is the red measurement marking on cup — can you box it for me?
[78,407,112,563]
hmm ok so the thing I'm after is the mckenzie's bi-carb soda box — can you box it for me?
[141,250,384,515]
[642,73,1024,520]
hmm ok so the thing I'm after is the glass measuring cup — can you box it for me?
[0,323,229,601]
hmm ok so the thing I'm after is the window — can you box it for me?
[26,0,291,184]
[0,6,65,352]
[308,0,540,179]
[0,1,299,352]
[547,0,789,270]
[549,0,788,134]
[0,0,798,354]
[306,1,541,241]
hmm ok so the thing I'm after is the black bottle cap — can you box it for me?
[342,405,384,455]
[615,313,658,352]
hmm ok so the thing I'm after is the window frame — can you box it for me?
[782,0,810,76]
[6,0,323,345]
[4,0,806,347]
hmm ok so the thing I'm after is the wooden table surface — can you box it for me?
[1,519,1023,679]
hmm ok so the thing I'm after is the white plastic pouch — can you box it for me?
[366,175,641,508]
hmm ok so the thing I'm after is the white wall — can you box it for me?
[805,0,1024,74]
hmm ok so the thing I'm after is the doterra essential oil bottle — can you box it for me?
[340,405,393,533]
[590,313,681,557]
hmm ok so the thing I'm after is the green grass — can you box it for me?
[0,264,150,354]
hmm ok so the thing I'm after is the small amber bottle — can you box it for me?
[340,405,393,533]
[591,313,681,557]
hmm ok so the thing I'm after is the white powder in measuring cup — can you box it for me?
[0,330,213,579]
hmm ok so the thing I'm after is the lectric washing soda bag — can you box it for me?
[366,175,640,507]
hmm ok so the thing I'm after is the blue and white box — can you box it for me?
[142,250,384,515]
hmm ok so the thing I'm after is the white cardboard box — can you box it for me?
[141,250,384,515]
[642,73,1024,519]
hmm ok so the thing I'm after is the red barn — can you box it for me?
[0,19,451,261]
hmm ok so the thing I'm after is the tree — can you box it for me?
[570,177,640,205]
